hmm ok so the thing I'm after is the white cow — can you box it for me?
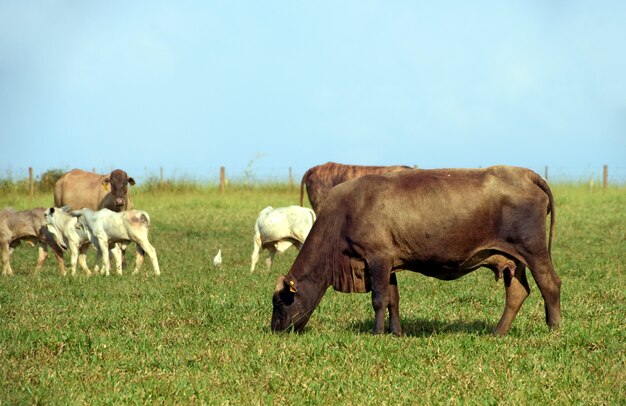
[73,208,160,276]
[44,207,124,276]
[250,205,316,272]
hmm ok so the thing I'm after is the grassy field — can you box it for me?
[0,183,624,404]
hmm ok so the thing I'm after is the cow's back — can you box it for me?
[54,170,106,210]
[303,162,412,212]
[258,206,314,244]
[321,166,550,267]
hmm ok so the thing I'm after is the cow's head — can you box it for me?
[103,169,135,209]
[271,275,318,333]
[43,207,66,250]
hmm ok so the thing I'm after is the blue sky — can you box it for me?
[1,1,625,182]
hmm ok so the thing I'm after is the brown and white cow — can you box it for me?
[0,208,65,276]
[273,166,561,336]
[54,169,136,268]
[54,169,135,212]
[300,162,412,212]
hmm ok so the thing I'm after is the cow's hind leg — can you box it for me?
[527,255,561,331]
[265,247,277,272]
[141,241,160,276]
[133,240,160,276]
[387,273,401,336]
[368,257,394,335]
[250,235,262,273]
[493,263,530,336]
[132,245,145,275]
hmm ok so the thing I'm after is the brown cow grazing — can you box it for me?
[273,165,561,336]
[300,162,412,212]
[54,169,135,212]
[1,208,65,276]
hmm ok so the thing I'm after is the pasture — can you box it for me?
[0,183,624,404]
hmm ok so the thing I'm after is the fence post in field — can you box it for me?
[92,168,96,173]
[29,167,34,197]
[220,166,226,193]
[160,167,164,185]
[544,166,548,181]
[288,167,294,191]
[603,165,608,190]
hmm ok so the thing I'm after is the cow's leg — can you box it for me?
[134,239,160,276]
[265,247,277,272]
[78,245,92,276]
[49,243,66,276]
[250,236,262,273]
[110,245,123,275]
[119,243,128,270]
[368,257,393,335]
[493,263,530,336]
[69,246,78,276]
[96,238,111,276]
[33,244,47,274]
[132,245,145,275]
[527,255,561,331]
[387,273,401,336]
[1,241,13,276]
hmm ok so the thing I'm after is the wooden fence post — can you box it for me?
[29,167,34,197]
[220,166,226,193]
[288,167,294,191]
[160,167,164,185]
[544,166,548,181]
[603,165,608,190]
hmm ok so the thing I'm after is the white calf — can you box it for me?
[73,208,160,276]
[250,205,316,272]
[44,207,124,276]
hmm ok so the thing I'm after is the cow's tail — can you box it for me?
[300,169,311,207]
[139,211,151,227]
[534,174,555,261]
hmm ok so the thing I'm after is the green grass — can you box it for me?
[1,184,624,404]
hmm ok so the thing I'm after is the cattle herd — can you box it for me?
[0,163,562,336]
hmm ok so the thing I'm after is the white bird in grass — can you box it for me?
[212,248,222,268]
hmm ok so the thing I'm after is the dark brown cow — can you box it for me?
[54,169,135,212]
[273,166,561,336]
[1,208,65,276]
[300,162,412,212]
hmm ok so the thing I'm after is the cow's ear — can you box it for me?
[128,177,136,186]
[49,207,55,214]
[284,278,297,293]
[61,206,71,213]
